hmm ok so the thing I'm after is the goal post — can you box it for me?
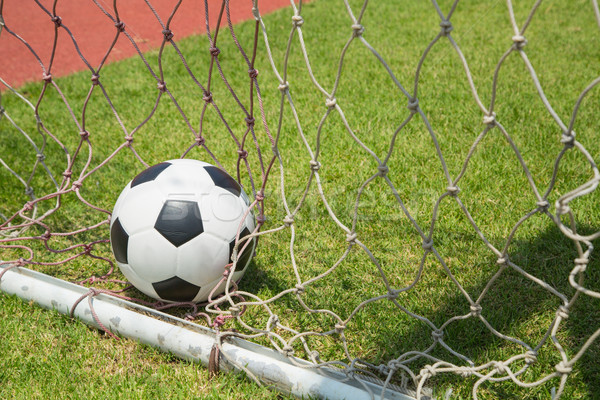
[0,263,415,400]
[1,0,600,399]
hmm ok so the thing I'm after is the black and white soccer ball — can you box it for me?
[109,159,257,303]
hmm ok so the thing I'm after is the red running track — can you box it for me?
[0,0,290,89]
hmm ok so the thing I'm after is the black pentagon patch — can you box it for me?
[131,162,171,188]
[154,200,204,247]
[204,166,241,197]
[229,227,256,268]
[152,276,201,302]
[110,217,129,263]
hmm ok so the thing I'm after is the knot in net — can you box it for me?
[244,116,255,127]
[572,262,589,279]
[536,200,550,211]
[237,149,248,159]
[309,159,321,171]
[483,112,496,125]
[42,72,52,83]
[51,15,62,27]
[82,243,93,255]
[162,29,174,41]
[248,68,259,79]
[209,46,220,57]
[351,24,364,37]
[377,164,389,177]
[376,363,390,375]
[282,345,294,357]
[295,284,305,295]
[71,180,83,190]
[525,350,538,365]
[556,305,570,320]
[512,34,527,49]
[283,214,294,227]
[431,329,444,341]
[91,73,100,86]
[420,365,437,379]
[114,21,125,32]
[195,136,206,146]
[470,304,482,317]
[493,361,508,375]
[212,315,227,329]
[278,81,289,93]
[407,97,419,113]
[268,314,279,328]
[439,19,453,35]
[346,232,357,244]
[202,91,213,103]
[271,145,280,157]
[291,15,304,28]
[79,130,90,140]
[555,361,573,375]
[574,257,589,270]
[157,81,167,92]
[446,185,460,197]
[561,131,576,148]
[229,306,240,318]
[325,97,337,108]
[23,201,35,212]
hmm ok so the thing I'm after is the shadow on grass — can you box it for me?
[224,220,600,398]
[368,224,600,398]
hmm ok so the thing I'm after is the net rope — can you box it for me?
[1,0,599,398]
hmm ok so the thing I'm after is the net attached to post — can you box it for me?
[1,0,600,399]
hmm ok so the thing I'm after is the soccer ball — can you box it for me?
[109,159,257,303]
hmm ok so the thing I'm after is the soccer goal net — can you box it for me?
[1,0,599,399]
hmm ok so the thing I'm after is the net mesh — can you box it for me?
[1,0,600,398]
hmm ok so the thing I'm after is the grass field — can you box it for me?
[1,0,600,399]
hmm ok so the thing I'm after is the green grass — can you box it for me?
[1,0,600,399]
[0,294,285,400]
